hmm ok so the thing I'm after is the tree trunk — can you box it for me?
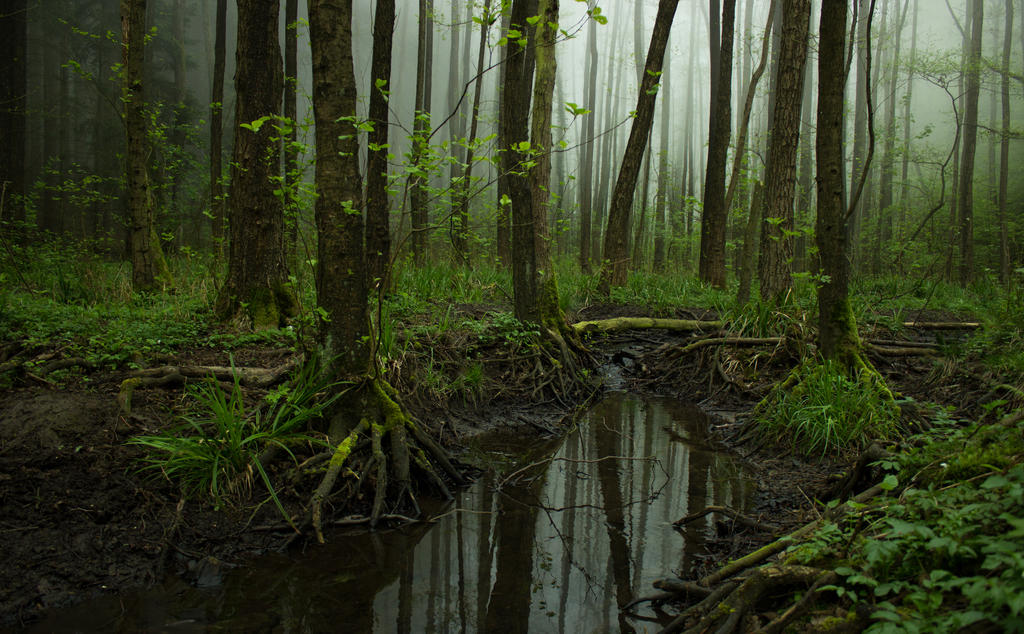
[598,0,680,294]
[653,36,671,272]
[217,0,294,328]
[957,0,982,287]
[411,0,433,266]
[998,0,1012,284]
[898,0,918,254]
[848,0,868,265]
[284,0,299,260]
[816,0,859,362]
[578,6,598,273]
[366,0,395,290]
[0,0,27,224]
[877,0,908,273]
[698,0,735,289]
[455,0,493,270]
[757,0,810,303]
[495,5,512,264]
[121,0,170,291]
[210,0,227,258]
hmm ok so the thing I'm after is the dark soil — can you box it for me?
[0,306,1007,629]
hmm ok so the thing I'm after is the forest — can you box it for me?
[1,0,1023,631]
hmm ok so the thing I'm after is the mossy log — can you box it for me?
[571,317,724,334]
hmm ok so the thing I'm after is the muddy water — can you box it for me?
[23,393,754,633]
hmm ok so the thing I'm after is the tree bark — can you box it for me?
[816,0,859,362]
[121,0,170,291]
[598,0,680,294]
[411,0,433,266]
[309,0,367,376]
[577,6,599,273]
[217,0,294,328]
[957,0,982,286]
[998,0,1012,284]
[757,0,810,303]
[698,0,735,289]
[0,0,27,224]
[653,36,671,272]
[284,0,299,260]
[366,0,395,289]
[210,0,227,258]
[495,5,512,264]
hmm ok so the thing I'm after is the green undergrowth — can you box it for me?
[756,360,901,457]
[128,358,340,521]
[785,409,1024,632]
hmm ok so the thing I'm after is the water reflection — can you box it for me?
[22,393,753,634]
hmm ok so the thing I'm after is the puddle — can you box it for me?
[20,393,755,633]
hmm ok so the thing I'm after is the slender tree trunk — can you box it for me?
[217,0,295,328]
[0,0,27,224]
[447,0,465,261]
[592,24,620,264]
[848,0,868,265]
[817,0,859,362]
[455,0,493,269]
[411,0,433,265]
[876,0,907,273]
[757,0,810,303]
[210,0,227,258]
[495,5,512,264]
[632,128,654,270]
[998,0,1012,284]
[366,0,395,289]
[698,0,735,289]
[653,37,671,272]
[598,0,680,293]
[898,0,918,251]
[958,0,982,286]
[284,0,299,259]
[795,42,814,273]
[40,12,60,234]
[578,6,598,273]
[121,0,169,291]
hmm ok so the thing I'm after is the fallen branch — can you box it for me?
[571,317,724,334]
[671,337,783,358]
[865,342,938,357]
[127,357,299,388]
[901,321,980,330]
[674,505,777,532]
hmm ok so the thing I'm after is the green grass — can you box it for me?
[128,358,340,521]
[756,360,901,457]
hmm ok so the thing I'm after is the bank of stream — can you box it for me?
[17,392,754,633]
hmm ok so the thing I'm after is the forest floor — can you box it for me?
[0,302,1011,630]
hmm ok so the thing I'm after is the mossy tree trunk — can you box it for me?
[366,0,395,290]
[307,0,464,540]
[121,0,171,292]
[816,0,862,367]
[216,0,295,330]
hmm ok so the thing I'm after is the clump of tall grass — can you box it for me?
[128,359,341,521]
[756,360,900,458]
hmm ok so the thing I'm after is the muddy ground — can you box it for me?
[0,305,1002,629]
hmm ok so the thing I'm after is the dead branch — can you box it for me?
[901,321,980,330]
[127,357,299,388]
[865,343,938,357]
[671,337,783,358]
[674,505,777,532]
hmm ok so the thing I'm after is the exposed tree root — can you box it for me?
[306,378,466,543]
[571,317,724,335]
[634,482,888,633]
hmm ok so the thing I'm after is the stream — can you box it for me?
[23,392,755,633]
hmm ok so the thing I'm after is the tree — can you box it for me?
[307,0,463,541]
[284,0,299,259]
[216,0,295,329]
[998,0,1013,284]
[121,0,170,291]
[957,0,982,286]
[410,0,434,266]
[757,0,811,303]
[598,0,680,293]
[698,0,736,289]
[0,0,27,224]
[366,0,395,289]
[210,0,227,257]
[577,5,599,273]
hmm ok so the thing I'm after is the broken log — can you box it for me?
[571,317,724,334]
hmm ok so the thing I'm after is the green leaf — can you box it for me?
[880,474,899,491]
